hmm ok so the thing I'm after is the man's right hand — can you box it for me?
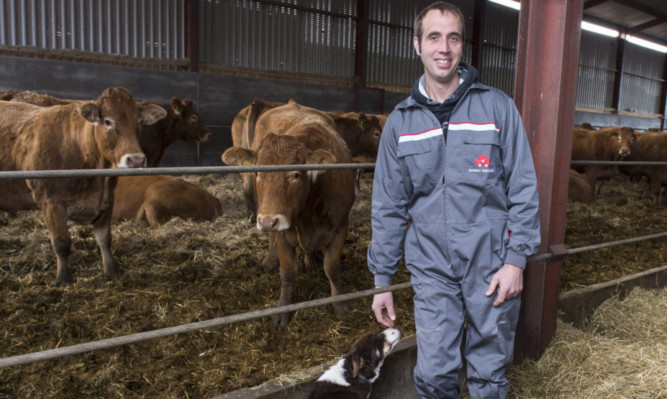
[372,290,396,327]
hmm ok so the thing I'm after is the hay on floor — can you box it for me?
[0,172,665,398]
[508,287,666,399]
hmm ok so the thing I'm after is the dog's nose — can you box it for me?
[383,327,401,344]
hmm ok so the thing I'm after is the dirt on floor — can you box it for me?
[0,172,664,398]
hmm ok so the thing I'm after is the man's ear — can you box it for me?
[413,36,421,56]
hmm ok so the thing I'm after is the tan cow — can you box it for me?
[570,126,636,198]
[222,101,356,326]
[112,175,222,227]
[620,131,667,205]
[0,90,211,167]
[0,87,166,284]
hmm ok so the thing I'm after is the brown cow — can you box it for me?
[230,99,285,219]
[0,87,166,284]
[222,101,355,326]
[570,126,636,198]
[568,169,594,203]
[138,97,212,166]
[328,111,383,161]
[230,98,284,149]
[620,131,667,205]
[0,89,74,105]
[231,99,382,219]
[579,122,596,130]
[112,176,222,227]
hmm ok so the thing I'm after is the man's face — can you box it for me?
[413,9,463,87]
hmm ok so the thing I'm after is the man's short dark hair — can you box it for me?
[414,1,465,45]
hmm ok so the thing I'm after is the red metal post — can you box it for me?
[513,0,583,360]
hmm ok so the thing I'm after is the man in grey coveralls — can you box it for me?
[367,2,541,398]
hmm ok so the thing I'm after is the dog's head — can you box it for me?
[347,328,401,383]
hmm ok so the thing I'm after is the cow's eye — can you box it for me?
[190,115,199,122]
[290,172,301,180]
[104,118,114,128]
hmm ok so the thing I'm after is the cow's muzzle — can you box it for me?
[120,153,147,168]
[256,214,289,231]
[619,148,631,158]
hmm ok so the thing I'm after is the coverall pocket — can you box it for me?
[456,131,502,184]
[398,140,437,192]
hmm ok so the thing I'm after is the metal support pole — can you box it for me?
[353,0,369,111]
[513,0,583,361]
[185,0,199,72]
[611,33,626,114]
[471,0,486,71]
[660,53,667,131]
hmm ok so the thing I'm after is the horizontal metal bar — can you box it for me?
[0,163,377,180]
[570,160,667,166]
[528,231,667,262]
[2,160,663,181]
[0,226,663,368]
[0,282,411,369]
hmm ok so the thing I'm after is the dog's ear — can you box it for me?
[351,350,362,378]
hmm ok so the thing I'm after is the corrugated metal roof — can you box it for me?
[583,0,667,46]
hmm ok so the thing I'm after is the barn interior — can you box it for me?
[0,0,665,398]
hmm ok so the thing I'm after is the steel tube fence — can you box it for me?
[0,161,665,369]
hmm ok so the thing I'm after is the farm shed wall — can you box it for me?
[1,54,660,168]
[0,55,405,167]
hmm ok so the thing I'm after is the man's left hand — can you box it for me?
[485,263,524,307]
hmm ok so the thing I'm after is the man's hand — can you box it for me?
[372,290,396,327]
[485,263,523,307]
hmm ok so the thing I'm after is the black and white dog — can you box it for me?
[307,328,401,399]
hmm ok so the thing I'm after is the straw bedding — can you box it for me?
[0,172,664,398]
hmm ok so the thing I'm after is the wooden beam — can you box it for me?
[583,0,608,10]
[628,17,667,34]
[513,0,583,360]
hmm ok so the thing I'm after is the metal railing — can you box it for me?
[0,161,665,369]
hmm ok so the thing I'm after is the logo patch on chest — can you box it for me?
[469,155,494,173]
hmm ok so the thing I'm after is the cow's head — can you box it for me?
[357,113,383,158]
[170,97,212,142]
[79,87,166,168]
[604,126,636,159]
[222,133,336,232]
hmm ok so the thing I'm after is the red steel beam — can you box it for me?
[513,0,583,360]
